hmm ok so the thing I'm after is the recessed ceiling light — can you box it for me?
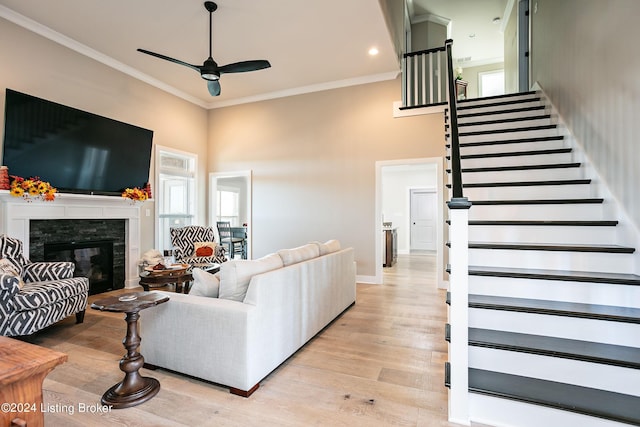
[368,47,379,56]
[468,33,476,38]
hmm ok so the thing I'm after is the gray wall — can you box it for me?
[531,0,640,229]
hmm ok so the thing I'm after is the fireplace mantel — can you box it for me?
[0,190,142,288]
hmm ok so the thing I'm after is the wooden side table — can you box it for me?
[0,337,67,427]
[90,292,169,409]
[139,271,193,293]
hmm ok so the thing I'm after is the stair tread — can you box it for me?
[466,242,634,253]
[469,368,640,425]
[468,294,640,323]
[470,198,603,205]
[456,97,541,111]
[456,91,538,105]
[470,328,640,369]
[458,147,571,160]
[467,265,640,285]
[448,179,591,188]
[445,220,618,226]
[455,105,546,119]
[455,162,580,173]
[459,124,557,137]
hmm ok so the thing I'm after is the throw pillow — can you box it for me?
[190,268,220,298]
[0,258,24,289]
[193,241,217,257]
[218,253,284,302]
[311,239,341,256]
[277,243,320,266]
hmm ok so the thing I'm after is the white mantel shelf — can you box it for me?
[0,190,143,288]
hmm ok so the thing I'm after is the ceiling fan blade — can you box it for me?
[218,60,271,74]
[207,80,221,96]
[137,48,201,73]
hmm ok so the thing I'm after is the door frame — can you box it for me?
[375,157,445,287]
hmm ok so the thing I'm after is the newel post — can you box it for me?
[447,197,472,425]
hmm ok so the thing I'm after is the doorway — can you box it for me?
[375,157,444,287]
[410,189,438,251]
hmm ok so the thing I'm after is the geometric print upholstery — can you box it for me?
[170,226,226,264]
[0,235,89,337]
[23,261,74,283]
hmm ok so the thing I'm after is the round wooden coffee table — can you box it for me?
[90,291,169,409]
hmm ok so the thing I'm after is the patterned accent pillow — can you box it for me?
[193,241,216,257]
[0,258,24,289]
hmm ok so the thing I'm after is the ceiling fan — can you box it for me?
[137,1,271,97]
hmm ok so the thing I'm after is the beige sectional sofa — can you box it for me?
[139,241,356,396]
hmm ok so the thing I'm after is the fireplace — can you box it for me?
[30,219,126,294]
[44,240,114,295]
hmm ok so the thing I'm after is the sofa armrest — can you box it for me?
[22,261,75,283]
[0,273,21,332]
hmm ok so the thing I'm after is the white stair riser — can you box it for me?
[459,117,553,133]
[460,139,567,155]
[469,275,640,308]
[470,389,634,427]
[468,203,603,220]
[461,167,583,183]
[469,347,640,396]
[458,128,559,143]
[460,152,573,168]
[467,225,613,245]
[467,248,633,274]
[460,184,592,200]
[458,109,547,123]
[459,97,541,112]
[468,308,640,347]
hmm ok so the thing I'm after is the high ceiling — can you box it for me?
[0,0,506,109]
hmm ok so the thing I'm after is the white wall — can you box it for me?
[530,0,640,230]
[382,163,438,253]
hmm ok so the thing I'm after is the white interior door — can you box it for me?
[410,189,437,251]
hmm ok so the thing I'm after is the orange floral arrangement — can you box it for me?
[9,176,57,201]
[121,187,148,202]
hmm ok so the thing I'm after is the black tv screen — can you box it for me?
[2,89,153,196]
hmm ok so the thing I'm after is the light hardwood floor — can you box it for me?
[21,254,477,426]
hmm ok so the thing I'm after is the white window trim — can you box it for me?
[478,69,505,98]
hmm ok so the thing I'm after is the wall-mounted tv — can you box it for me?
[2,89,153,196]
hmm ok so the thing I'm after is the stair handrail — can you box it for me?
[444,39,467,205]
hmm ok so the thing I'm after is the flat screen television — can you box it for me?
[2,89,153,196]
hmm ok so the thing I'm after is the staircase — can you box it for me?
[445,91,640,427]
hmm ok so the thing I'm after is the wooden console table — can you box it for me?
[0,337,67,427]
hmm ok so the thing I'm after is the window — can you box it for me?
[156,147,197,252]
[216,189,240,226]
[479,69,505,97]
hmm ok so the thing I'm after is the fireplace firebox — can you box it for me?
[44,240,114,295]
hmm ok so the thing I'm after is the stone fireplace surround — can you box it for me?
[0,191,141,288]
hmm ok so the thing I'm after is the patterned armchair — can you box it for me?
[170,226,227,265]
[0,235,89,337]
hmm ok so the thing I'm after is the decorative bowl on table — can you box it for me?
[144,263,189,276]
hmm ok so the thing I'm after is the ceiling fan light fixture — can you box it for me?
[201,72,220,81]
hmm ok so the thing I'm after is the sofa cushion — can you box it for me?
[277,243,320,267]
[193,241,217,258]
[218,253,283,302]
[311,239,341,256]
[13,278,89,312]
[190,268,220,298]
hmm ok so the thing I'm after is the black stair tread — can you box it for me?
[456,90,538,104]
[455,135,565,148]
[446,179,591,188]
[468,294,640,323]
[456,147,572,160]
[469,328,640,369]
[470,198,604,205]
[451,162,581,173]
[445,220,618,226]
[469,368,640,425]
[466,242,634,253]
[466,265,640,285]
[454,105,546,119]
[458,114,552,128]
[459,124,557,137]
[456,97,541,112]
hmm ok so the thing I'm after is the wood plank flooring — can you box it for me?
[18,254,485,426]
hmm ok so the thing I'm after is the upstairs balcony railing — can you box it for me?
[401,45,448,108]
